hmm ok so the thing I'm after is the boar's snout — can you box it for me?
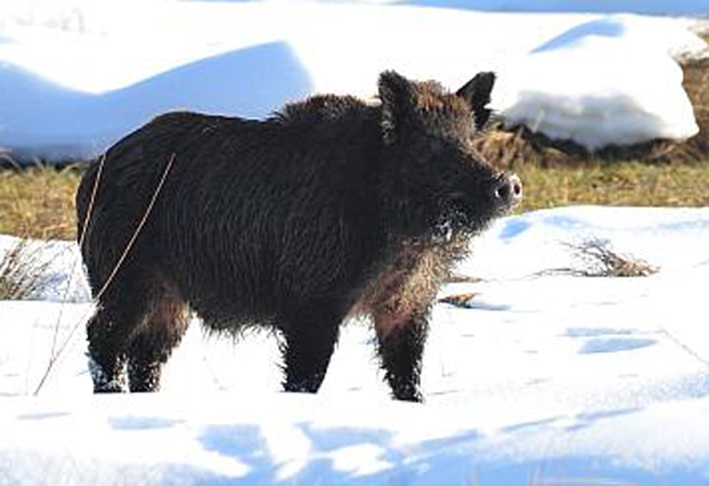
[492,173,523,210]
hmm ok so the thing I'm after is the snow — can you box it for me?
[0,0,706,161]
[493,15,703,149]
[2,206,709,485]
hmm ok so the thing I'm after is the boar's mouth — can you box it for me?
[435,181,520,239]
[433,194,485,240]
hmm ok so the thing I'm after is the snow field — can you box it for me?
[2,206,709,484]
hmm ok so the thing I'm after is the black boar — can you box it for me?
[76,70,521,401]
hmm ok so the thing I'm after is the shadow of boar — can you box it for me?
[76,70,522,402]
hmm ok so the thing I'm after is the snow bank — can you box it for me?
[0,40,313,160]
[492,15,703,149]
[0,1,705,161]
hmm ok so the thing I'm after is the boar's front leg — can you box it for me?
[279,300,345,394]
[374,307,429,402]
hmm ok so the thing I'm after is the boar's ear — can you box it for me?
[379,70,417,144]
[456,71,496,130]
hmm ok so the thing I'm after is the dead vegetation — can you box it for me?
[438,292,478,308]
[0,164,81,240]
[0,236,53,300]
[542,238,659,278]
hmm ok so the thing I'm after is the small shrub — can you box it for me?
[543,238,659,278]
[0,237,53,300]
[567,238,658,277]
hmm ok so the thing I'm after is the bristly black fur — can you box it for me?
[77,70,519,401]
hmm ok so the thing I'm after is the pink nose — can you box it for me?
[493,174,523,205]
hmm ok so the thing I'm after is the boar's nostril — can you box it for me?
[494,181,510,201]
[493,174,523,205]
[509,174,523,201]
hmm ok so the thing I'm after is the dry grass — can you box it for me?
[514,161,709,211]
[0,165,82,240]
[439,292,478,308]
[547,238,659,278]
[0,237,54,300]
[2,159,709,242]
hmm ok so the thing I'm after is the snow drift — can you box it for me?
[0,1,705,161]
[493,16,702,149]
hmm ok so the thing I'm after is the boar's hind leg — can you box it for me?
[279,301,345,394]
[374,309,429,402]
[126,288,189,392]
[86,281,155,393]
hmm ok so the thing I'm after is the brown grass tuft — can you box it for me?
[543,238,659,278]
[438,292,478,308]
[0,236,54,299]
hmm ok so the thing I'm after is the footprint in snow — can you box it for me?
[565,327,657,354]
[579,337,657,354]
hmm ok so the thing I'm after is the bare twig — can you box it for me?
[659,328,709,370]
[93,152,176,303]
[32,153,176,395]
[46,153,107,367]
